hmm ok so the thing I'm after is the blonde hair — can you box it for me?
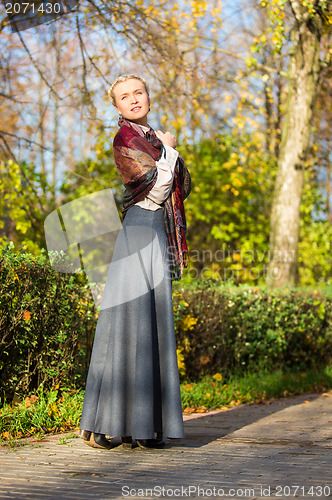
[108,74,150,106]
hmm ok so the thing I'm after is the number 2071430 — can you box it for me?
[5,2,64,15]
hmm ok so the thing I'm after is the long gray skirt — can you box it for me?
[80,205,184,439]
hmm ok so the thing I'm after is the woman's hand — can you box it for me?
[155,130,177,149]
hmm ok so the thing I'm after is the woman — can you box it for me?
[79,74,191,450]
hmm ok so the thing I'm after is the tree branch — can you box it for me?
[74,12,112,88]
[75,11,98,120]
[15,29,62,99]
[0,130,55,154]
[0,92,30,104]
[196,45,288,77]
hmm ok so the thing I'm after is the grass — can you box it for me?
[181,365,332,412]
[1,366,331,446]
[0,387,84,446]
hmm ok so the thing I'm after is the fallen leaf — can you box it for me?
[183,407,195,414]
[195,406,207,413]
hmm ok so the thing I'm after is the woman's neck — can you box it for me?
[138,123,150,132]
[130,116,148,127]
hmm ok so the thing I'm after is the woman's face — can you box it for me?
[113,78,150,126]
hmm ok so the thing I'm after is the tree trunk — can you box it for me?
[267,2,322,287]
[38,77,46,178]
[327,152,332,224]
[52,26,60,193]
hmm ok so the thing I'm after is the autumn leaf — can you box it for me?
[181,314,198,331]
[195,406,207,413]
[200,355,210,365]
[23,311,31,322]
[183,407,195,414]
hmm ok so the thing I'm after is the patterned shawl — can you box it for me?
[113,118,191,280]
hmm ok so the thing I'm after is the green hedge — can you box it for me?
[1,247,331,402]
[0,246,96,401]
[172,280,332,381]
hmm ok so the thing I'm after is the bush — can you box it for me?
[0,246,96,401]
[173,279,332,381]
[1,245,331,400]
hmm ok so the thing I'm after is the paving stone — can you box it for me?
[0,392,331,499]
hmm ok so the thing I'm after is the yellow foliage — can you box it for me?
[181,314,198,331]
[182,335,191,352]
[231,177,243,189]
[212,373,223,381]
[48,403,58,417]
[177,348,186,377]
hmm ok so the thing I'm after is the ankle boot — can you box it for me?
[80,430,91,441]
[137,438,165,449]
[86,432,113,450]
[121,436,133,450]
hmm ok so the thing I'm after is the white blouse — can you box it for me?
[134,124,178,211]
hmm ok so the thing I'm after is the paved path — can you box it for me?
[0,392,331,499]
